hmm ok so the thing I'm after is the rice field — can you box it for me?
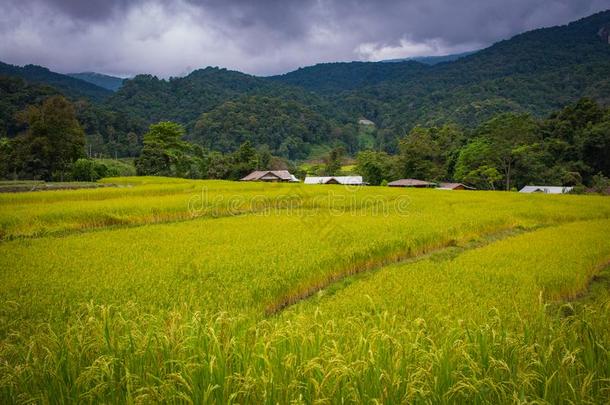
[1,177,609,403]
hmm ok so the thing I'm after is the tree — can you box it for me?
[435,124,465,179]
[321,147,344,176]
[397,126,445,181]
[476,113,538,190]
[579,119,610,177]
[539,98,608,183]
[454,139,497,189]
[206,151,230,179]
[466,166,503,190]
[541,98,605,144]
[590,172,610,193]
[191,96,331,159]
[71,158,108,181]
[126,132,140,157]
[356,150,396,185]
[257,146,272,170]
[0,137,13,179]
[561,171,582,187]
[136,121,193,177]
[14,96,85,180]
[228,141,260,180]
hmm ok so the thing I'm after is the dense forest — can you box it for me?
[0,10,609,187]
[355,98,610,190]
[191,96,337,160]
[268,61,429,93]
[1,92,608,192]
[67,72,125,92]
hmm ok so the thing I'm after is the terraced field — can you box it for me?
[1,177,609,403]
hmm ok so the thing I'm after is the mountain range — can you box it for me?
[68,72,126,92]
[0,62,112,101]
[60,51,480,94]
[381,50,478,64]
[1,10,609,158]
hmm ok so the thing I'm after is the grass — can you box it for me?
[1,176,609,402]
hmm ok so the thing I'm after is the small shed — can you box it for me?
[387,179,436,188]
[304,176,366,185]
[437,182,475,190]
[519,185,573,194]
[240,170,299,182]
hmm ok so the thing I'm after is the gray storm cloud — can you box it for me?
[0,0,608,77]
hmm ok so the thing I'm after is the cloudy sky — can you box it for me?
[0,0,608,77]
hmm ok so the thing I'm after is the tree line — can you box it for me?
[0,93,608,192]
[0,96,301,182]
[355,98,610,190]
[134,121,300,181]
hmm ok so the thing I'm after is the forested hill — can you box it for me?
[68,72,125,92]
[267,60,428,93]
[271,10,610,97]
[0,10,609,161]
[104,67,345,128]
[104,68,275,126]
[0,62,112,102]
[430,10,610,83]
[276,10,610,129]
[0,76,60,136]
[189,96,334,160]
[104,9,610,135]
[382,51,477,65]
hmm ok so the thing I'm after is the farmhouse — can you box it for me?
[304,176,366,185]
[437,182,475,190]
[240,170,299,182]
[387,179,436,188]
[519,185,573,194]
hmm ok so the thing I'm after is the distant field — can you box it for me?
[1,177,609,403]
[0,180,114,193]
[340,164,357,173]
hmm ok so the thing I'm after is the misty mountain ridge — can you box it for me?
[68,72,126,92]
[0,9,609,159]
[0,62,111,101]
[382,50,478,64]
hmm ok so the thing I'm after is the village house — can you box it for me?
[387,179,436,188]
[519,185,573,194]
[240,170,299,182]
[437,182,475,190]
[304,176,366,185]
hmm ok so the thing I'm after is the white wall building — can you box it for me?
[304,176,365,185]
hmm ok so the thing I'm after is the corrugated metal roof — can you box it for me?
[304,176,365,185]
[519,185,573,194]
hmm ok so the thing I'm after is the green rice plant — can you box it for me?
[2,177,609,240]
[1,177,610,403]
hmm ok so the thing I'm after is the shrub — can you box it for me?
[71,158,108,181]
